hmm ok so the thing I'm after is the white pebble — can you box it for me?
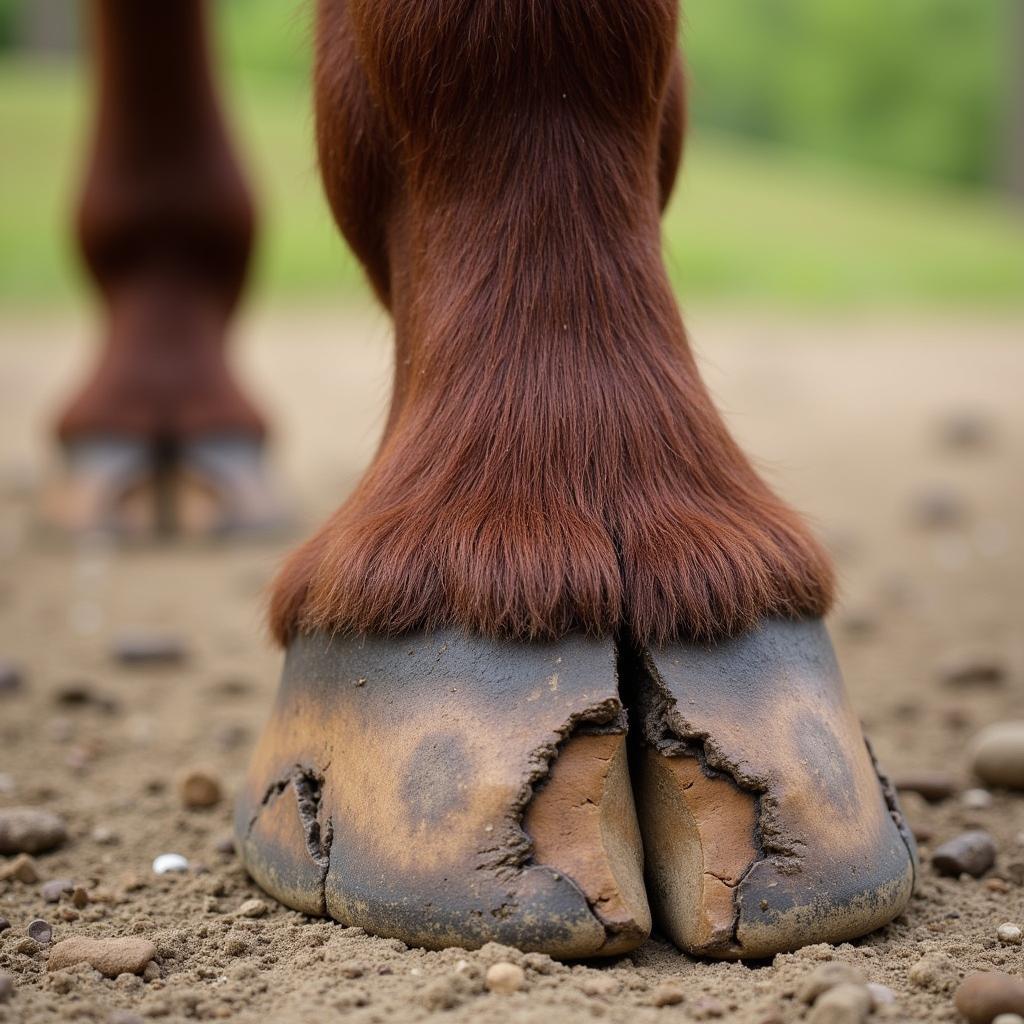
[152,853,189,874]
[971,722,1024,791]
[486,962,526,994]
[993,1015,1024,1024]
[867,982,897,1008]
[237,898,267,919]
[997,923,1023,945]
[962,787,993,810]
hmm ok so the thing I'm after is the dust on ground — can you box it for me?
[0,308,1023,1023]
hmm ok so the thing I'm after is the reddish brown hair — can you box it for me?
[59,0,263,442]
[270,0,834,646]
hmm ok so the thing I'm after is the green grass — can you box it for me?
[0,56,1022,311]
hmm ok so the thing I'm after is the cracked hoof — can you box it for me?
[39,436,289,540]
[626,618,916,959]
[236,632,651,958]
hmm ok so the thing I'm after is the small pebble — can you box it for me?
[893,772,957,803]
[651,982,685,1007]
[971,722,1024,791]
[0,807,67,854]
[807,982,871,1024]
[27,919,53,944]
[0,972,13,1003]
[72,887,89,909]
[40,879,74,903]
[956,972,1024,1024]
[54,681,114,711]
[867,982,896,1008]
[152,853,189,875]
[237,899,267,919]
[799,963,866,1004]
[485,962,525,994]
[0,917,10,932]
[938,652,1007,688]
[0,853,40,883]
[912,484,967,528]
[932,830,997,877]
[179,771,222,810]
[91,825,119,845]
[937,409,994,451]
[997,923,1023,945]
[963,788,994,810]
[112,632,188,666]
[47,936,157,978]
[0,659,23,695]
[994,1016,1024,1024]
[214,835,236,855]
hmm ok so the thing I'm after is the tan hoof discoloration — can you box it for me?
[626,618,916,960]
[236,632,651,958]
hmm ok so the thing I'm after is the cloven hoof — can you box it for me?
[237,620,915,960]
[39,436,289,539]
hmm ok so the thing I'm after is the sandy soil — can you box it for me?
[0,307,1022,1023]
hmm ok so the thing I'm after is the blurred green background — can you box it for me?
[0,0,1022,311]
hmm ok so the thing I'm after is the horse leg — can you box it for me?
[239,0,914,958]
[45,0,283,537]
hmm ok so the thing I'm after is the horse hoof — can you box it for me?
[236,631,651,958]
[39,436,289,540]
[625,618,916,959]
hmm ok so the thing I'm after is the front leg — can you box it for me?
[241,0,914,959]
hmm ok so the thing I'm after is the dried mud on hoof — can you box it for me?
[236,632,651,959]
[624,617,917,959]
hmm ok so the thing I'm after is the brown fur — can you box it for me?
[57,0,264,442]
[269,0,836,645]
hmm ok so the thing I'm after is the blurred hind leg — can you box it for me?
[45,0,284,537]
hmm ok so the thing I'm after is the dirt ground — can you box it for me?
[1,307,1023,1023]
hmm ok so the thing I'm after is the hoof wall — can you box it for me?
[238,620,914,960]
